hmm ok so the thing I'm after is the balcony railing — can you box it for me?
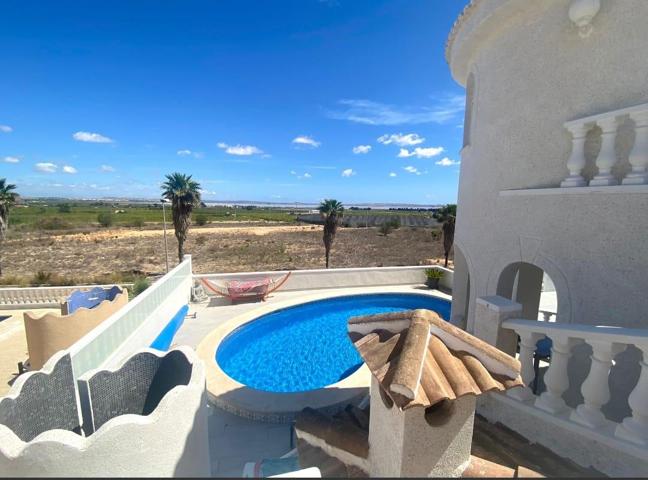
[561,102,648,188]
[502,318,648,447]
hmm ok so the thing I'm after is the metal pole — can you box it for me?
[162,201,170,273]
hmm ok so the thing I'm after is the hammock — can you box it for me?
[201,271,292,302]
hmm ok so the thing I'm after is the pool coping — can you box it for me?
[196,285,451,423]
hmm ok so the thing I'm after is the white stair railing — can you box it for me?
[502,319,648,447]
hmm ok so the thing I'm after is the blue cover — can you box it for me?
[536,337,553,358]
[65,286,122,314]
[150,305,189,351]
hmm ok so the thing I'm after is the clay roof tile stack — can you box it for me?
[348,309,523,410]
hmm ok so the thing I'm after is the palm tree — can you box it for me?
[161,173,201,263]
[0,179,19,276]
[319,199,344,269]
[433,204,457,268]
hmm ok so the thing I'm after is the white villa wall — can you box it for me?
[447,0,648,330]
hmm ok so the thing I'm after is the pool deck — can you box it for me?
[174,283,450,477]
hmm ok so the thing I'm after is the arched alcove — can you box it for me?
[496,261,557,322]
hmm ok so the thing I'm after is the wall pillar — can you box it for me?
[473,296,522,355]
[368,377,475,477]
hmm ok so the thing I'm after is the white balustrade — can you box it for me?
[561,102,648,188]
[560,123,589,187]
[623,111,648,185]
[506,331,543,402]
[501,319,648,447]
[615,342,648,446]
[535,335,583,414]
[571,341,626,428]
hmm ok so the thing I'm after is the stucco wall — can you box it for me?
[448,0,648,330]
[24,291,128,370]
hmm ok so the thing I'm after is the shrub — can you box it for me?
[131,276,151,297]
[195,214,208,226]
[37,217,71,231]
[57,203,72,213]
[425,268,445,280]
[31,270,53,286]
[97,212,115,228]
[379,218,401,236]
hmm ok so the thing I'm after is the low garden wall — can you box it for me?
[0,284,133,310]
[195,265,454,292]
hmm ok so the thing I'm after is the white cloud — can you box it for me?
[352,145,372,154]
[404,166,422,175]
[72,131,114,143]
[398,146,445,159]
[290,170,297,175]
[0,125,13,133]
[292,135,321,148]
[377,133,425,147]
[35,162,57,173]
[435,157,461,167]
[389,172,397,177]
[3,156,19,163]
[100,164,115,172]
[302,173,312,179]
[341,168,356,177]
[327,95,465,126]
[177,149,192,156]
[177,149,203,159]
[218,142,264,156]
[63,165,78,174]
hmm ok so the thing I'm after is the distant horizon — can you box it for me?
[19,195,446,209]
[1,1,468,204]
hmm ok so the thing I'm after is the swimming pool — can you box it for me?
[216,293,451,393]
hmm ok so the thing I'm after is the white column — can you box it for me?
[507,331,543,402]
[570,341,626,428]
[622,110,648,185]
[615,343,648,445]
[590,116,620,186]
[535,335,582,414]
[561,123,589,187]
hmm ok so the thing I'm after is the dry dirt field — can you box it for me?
[2,222,452,282]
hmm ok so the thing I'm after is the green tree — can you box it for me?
[433,204,457,268]
[318,199,344,268]
[161,172,201,262]
[0,179,18,276]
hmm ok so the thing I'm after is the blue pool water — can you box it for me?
[216,293,451,393]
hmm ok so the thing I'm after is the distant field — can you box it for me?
[8,202,297,231]
[7,200,440,233]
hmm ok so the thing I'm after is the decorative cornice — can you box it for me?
[445,0,481,64]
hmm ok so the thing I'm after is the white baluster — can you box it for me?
[570,341,626,428]
[507,331,543,402]
[622,110,648,185]
[616,343,648,445]
[590,116,620,186]
[535,335,582,414]
[561,123,589,187]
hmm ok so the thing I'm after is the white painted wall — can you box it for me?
[447,0,648,330]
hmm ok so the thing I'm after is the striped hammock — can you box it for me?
[201,272,292,301]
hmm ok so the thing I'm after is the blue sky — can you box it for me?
[0,0,468,204]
